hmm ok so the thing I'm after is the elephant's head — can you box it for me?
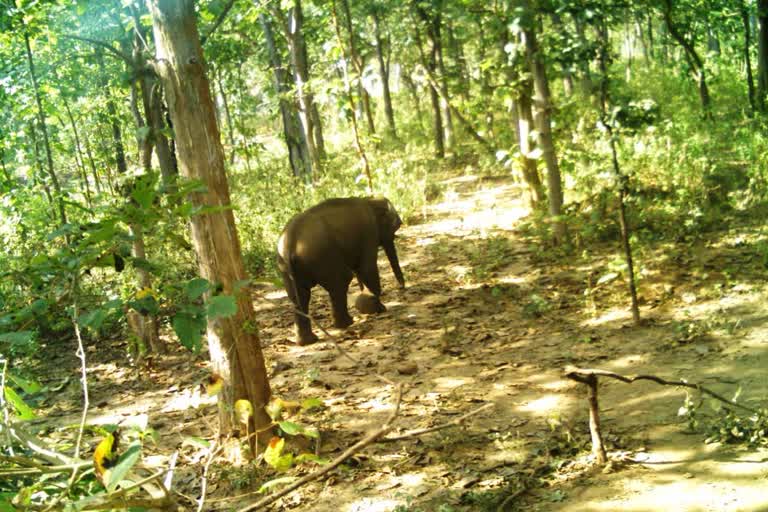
[369,197,402,241]
[369,197,405,288]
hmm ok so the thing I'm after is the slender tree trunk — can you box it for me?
[401,68,425,127]
[500,27,544,207]
[522,5,566,244]
[96,49,128,177]
[80,123,102,194]
[331,0,374,192]
[550,12,575,95]
[595,17,641,325]
[58,108,93,208]
[757,0,768,110]
[447,20,470,101]
[30,122,55,214]
[573,15,595,95]
[279,0,323,174]
[148,0,273,455]
[24,30,67,226]
[372,9,397,138]
[743,3,757,113]
[707,27,720,55]
[647,13,655,58]
[61,98,92,201]
[432,11,454,149]
[636,15,649,62]
[0,146,11,186]
[662,0,711,114]
[260,12,312,178]
[413,3,444,157]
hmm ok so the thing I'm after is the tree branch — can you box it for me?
[61,35,132,65]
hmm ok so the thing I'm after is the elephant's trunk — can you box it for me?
[383,241,405,288]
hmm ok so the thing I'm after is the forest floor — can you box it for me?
[32,170,768,511]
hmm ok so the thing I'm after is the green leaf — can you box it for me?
[78,308,108,330]
[233,279,251,294]
[172,312,206,352]
[0,331,35,347]
[0,492,17,511]
[206,295,237,319]
[185,278,210,300]
[4,387,36,420]
[182,436,211,449]
[105,441,142,492]
[278,421,302,436]
[300,398,325,412]
[278,421,319,439]
[7,374,42,394]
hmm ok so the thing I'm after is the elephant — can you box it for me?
[277,197,406,345]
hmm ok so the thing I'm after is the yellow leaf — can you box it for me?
[206,373,224,396]
[235,399,254,425]
[135,288,156,300]
[93,430,120,485]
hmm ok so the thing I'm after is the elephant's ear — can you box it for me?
[370,197,401,236]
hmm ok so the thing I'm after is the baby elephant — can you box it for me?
[277,197,406,345]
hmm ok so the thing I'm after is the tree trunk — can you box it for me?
[413,2,444,157]
[96,49,128,177]
[743,3,757,113]
[522,5,566,244]
[573,15,595,96]
[260,12,312,179]
[80,121,103,194]
[331,0,374,192]
[595,17,641,325]
[662,0,711,113]
[280,0,323,175]
[500,20,544,207]
[372,9,397,138]
[59,104,93,208]
[24,30,67,226]
[757,0,768,110]
[401,68,425,128]
[29,122,56,214]
[432,10,454,149]
[148,0,273,454]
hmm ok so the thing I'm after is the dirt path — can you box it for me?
[35,172,768,511]
[252,174,768,511]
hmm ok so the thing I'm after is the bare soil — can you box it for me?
[34,172,768,511]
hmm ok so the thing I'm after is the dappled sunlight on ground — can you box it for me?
[37,171,768,511]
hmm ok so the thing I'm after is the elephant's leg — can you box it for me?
[292,282,318,345]
[356,251,387,313]
[327,281,354,328]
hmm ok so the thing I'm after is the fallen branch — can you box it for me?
[380,402,494,442]
[235,384,403,512]
[563,365,759,466]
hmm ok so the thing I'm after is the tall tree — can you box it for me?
[259,12,313,179]
[148,0,272,453]
[520,0,566,243]
[757,0,768,110]
[371,5,397,138]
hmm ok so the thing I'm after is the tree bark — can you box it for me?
[24,30,67,226]
[278,0,323,175]
[412,2,444,157]
[260,12,312,179]
[148,0,273,453]
[757,0,768,110]
[331,0,374,192]
[521,4,566,244]
[661,0,711,114]
[372,9,397,138]
[743,3,757,113]
[96,49,128,178]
